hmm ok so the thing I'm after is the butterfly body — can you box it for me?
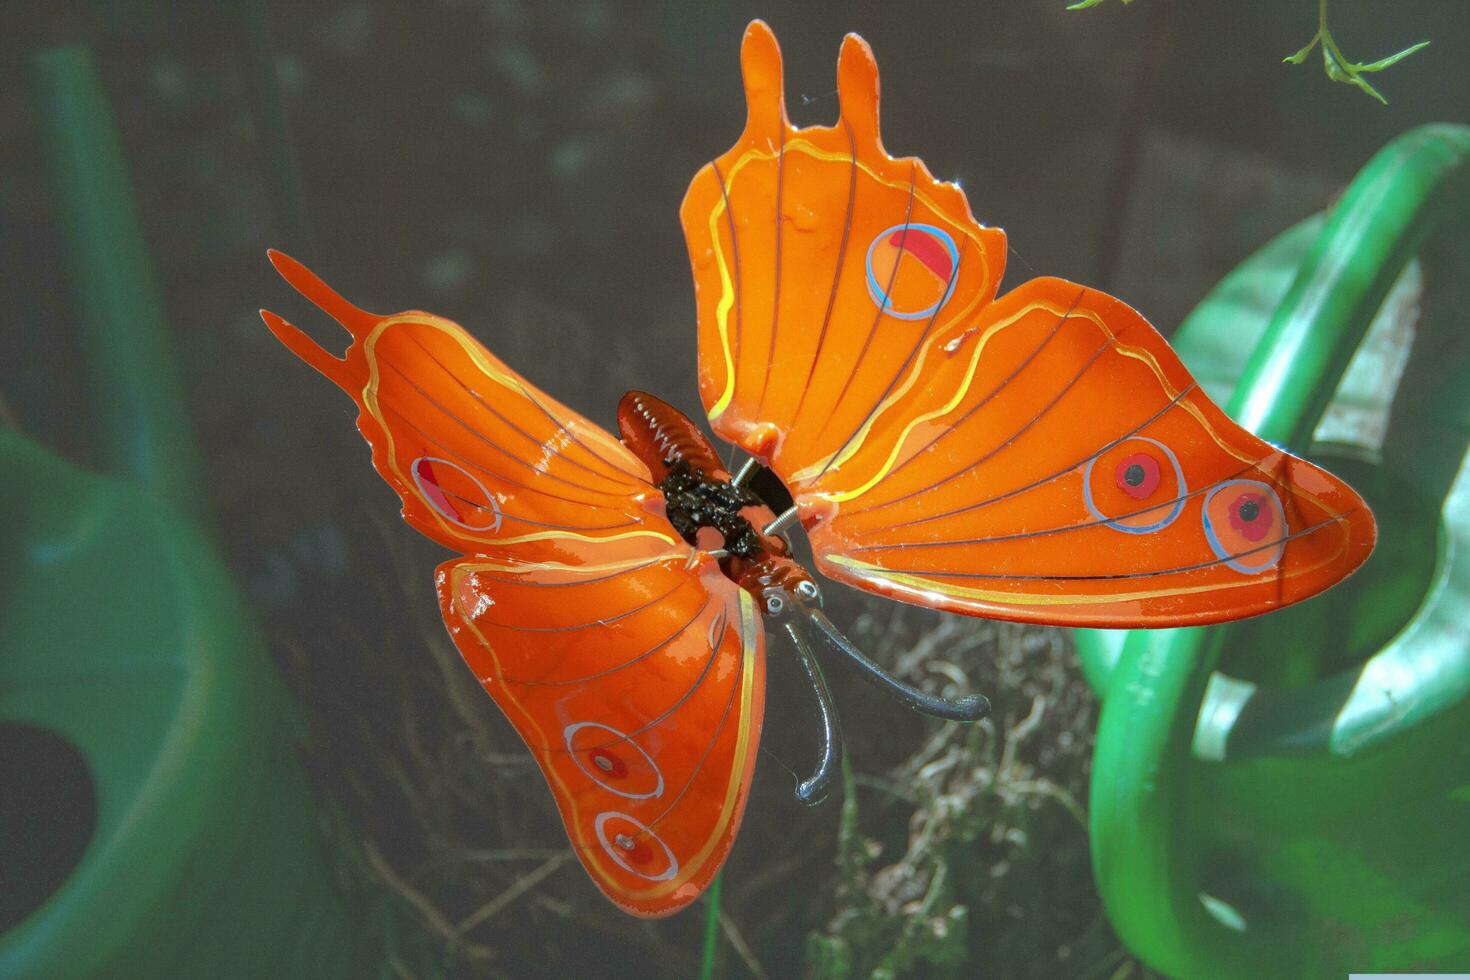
[617,389,820,609]
[261,19,1373,918]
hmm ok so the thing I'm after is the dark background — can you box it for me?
[3,1,1465,976]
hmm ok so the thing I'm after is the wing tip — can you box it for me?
[836,30,881,146]
[739,19,786,138]
[260,306,347,381]
[264,247,380,337]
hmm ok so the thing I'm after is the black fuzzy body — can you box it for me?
[657,459,764,559]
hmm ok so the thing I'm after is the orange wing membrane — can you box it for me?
[681,23,1375,627]
[439,554,764,916]
[261,251,765,916]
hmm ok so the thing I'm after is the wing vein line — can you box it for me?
[854,455,1291,550]
[380,400,639,514]
[860,331,1111,514]
[812,163,919,443]
[756,128,787,416]
[564,601,729,750]
[512,380,653,487]
[789,121,859,431]
[890,384,1198,530]
[471,577,691,633]
[404,334,640,491]
[503,596,712,687]
[846,291,1084,512]
[466,558,668,590]
[870,512,1352,581]
[379,357,634,502]
[439,483,637,532]
[646,616,745,833]
[812,239,966,485]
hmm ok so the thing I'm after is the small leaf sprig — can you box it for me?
[1285,0,1430,104]
[1069,0,1430,104]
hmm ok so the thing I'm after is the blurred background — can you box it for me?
[3,1,1466,977]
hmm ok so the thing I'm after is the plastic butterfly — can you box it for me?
[261,21,1375,917]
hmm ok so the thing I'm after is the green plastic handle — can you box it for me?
[1229,125,1470,445]
[1089,124,1470,978]
[32,46,206,521]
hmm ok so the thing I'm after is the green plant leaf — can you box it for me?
[1358,39,1432,73]
[1320,39,1388,103]
[1286,0,1430,104]
[1283,31,1322,65]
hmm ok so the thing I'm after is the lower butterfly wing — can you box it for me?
[802,277,1376,627]
[437,551,765,917]
[260,249,669,565]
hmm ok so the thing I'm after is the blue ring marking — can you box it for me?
[1083,436,1186,535]
[864,223,961,321]
[1202,479,1286,574]
[411,455,503,532]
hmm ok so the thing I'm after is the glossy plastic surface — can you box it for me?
[0,433,353,978]
[31,46,204,522]
[680,22,1375,628]
[1081,124,1470,978]
[262,253,766,917]
[3,45,355,977]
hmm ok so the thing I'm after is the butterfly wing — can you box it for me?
[262,251,766,916]
[682,22,1006,473]
[681,23,1375,627]
[438,554,764,917]
[260,250,663,563]
[802,277,1376,627]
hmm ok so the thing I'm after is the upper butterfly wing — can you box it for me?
[262,251,766,915]
[802,277,1375,627]
[682,23,1005,477]
[261,250,662,564]
[681,23,1374,627]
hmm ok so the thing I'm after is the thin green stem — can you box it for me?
[699,871,724,980]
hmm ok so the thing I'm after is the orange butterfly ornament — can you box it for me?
[261,21,1374,917]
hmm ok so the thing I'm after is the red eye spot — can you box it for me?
[590,749,628,779]
[1228,492,1274,541]
[1114,452,1161,499]
[613,832,654,864]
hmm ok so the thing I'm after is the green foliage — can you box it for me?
[1070,0,1430,104]
[1284,0,1429,104]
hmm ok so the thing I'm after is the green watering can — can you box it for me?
[1,47,359,978]
[1077,125,1470,978]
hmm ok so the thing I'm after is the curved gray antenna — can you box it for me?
[805,607,990,722]
[782,620,842,805]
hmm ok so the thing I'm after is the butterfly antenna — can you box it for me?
[806,608,990,722]
[782,619,842,805]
